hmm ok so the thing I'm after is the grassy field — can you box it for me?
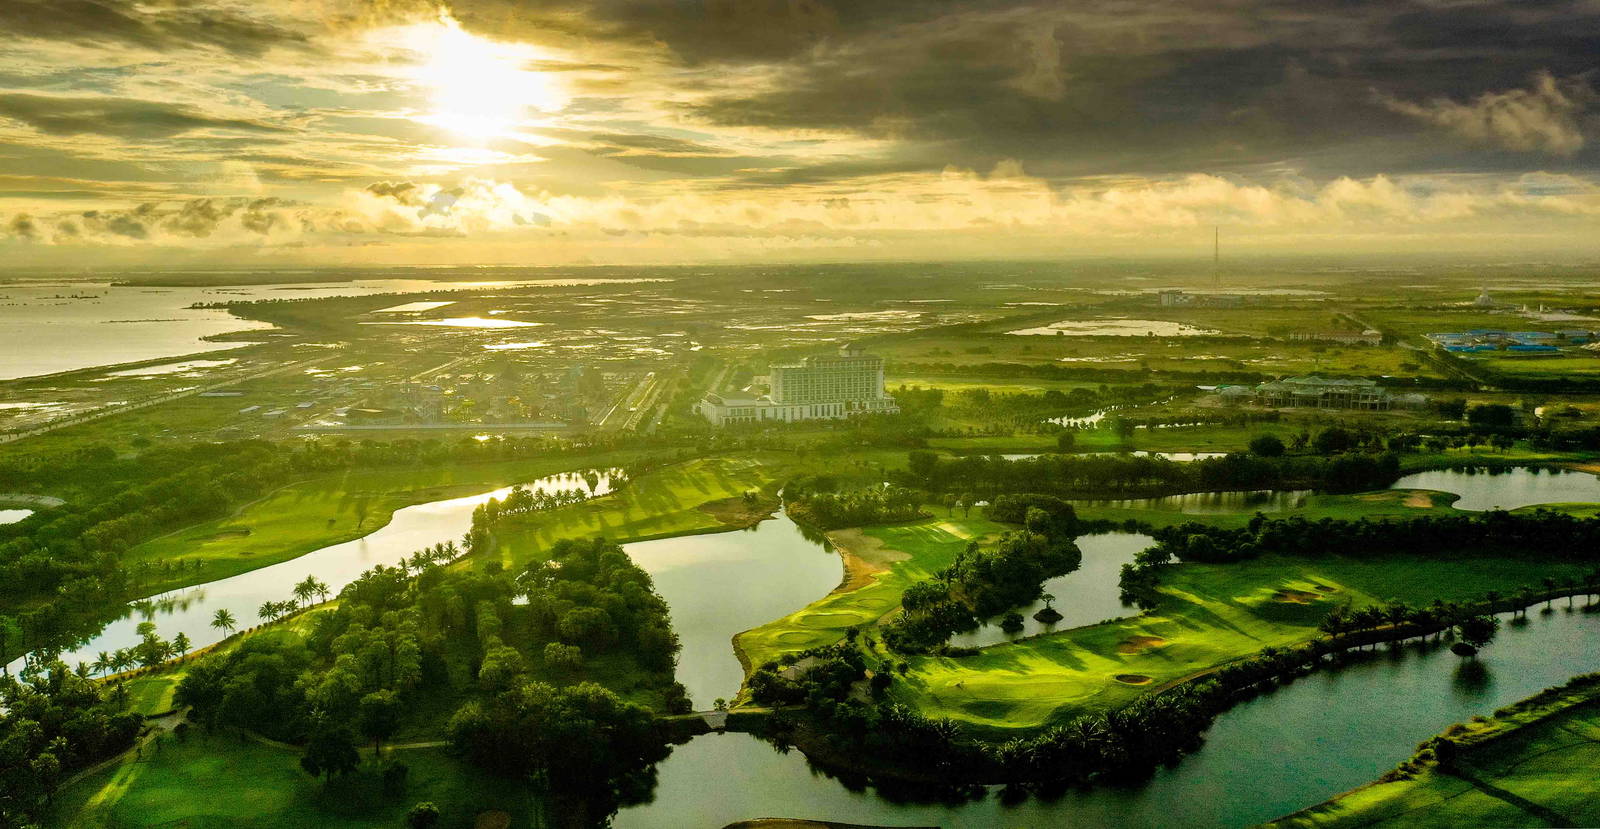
[737,514,1006,671]
[125,449,647,593]
[487,453,791,570]
[50,734,539,829]
[1271,685,1600,828]
[892,551,1597,732]
[1071,489,1460,530]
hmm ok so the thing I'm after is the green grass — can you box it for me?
[892,549,1595,732]
[50,733,540,829]
[737,514,1005,671]
[1072,488,1461,530]
[118,675,182,717]
[488,454,789,570]
[125,449,646,593]
[1271,689,1600,828]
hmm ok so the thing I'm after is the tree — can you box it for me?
[210,609,237,636]
[406,802,441,829]
[358,690,403,756]
[300,721,360,781]
[1248,434,1286,457]
[1452,615,1499,660]
[259,602,279,623]
[1056,431,1076,452]
[172,632,190,659]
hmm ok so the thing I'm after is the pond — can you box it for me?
[18,470,621,673]
[1391,466,1600,511]
[1079,489,1312,515]
[1008,319,1220,337]
[0,508,32,525]
[949,532,1150,648]
[623,513,842,708]
[617,607,1600,828]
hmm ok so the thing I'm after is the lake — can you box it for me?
[1391,466,1600,510]
[623,513,842,708]
[950,532,1150,647]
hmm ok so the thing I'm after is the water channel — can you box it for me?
[617,607,1600,828]
[18,470,619,672]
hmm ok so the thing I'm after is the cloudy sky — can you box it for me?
[2,0,1598,267]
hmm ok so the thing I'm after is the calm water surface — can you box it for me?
[1391,467,1600,510]
[1080,489,1312,515]
[0,508,32,525]
[17,470,618,672]
[619,607,1600,828]
[950,532,1150,647]
[623,514,842,707]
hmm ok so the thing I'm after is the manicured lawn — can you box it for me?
[488,454,790,570]
[1073,488,1461,530]
[50,733,540,829]
[737,514,1006,671]
[1272,693,1600,828]
[118,674,182,717]
[891,551,1597,732]
[125,449,647,592]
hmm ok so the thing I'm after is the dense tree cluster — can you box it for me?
[900,449,1401,498]
[884,500,1082,652]
[177,538,686,745]
[448,681,669,826]
[0,663,143,824]
[1145,509,1600,566]
[785,482,928,530]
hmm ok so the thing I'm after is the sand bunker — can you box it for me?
[1313,584,1337,593]
[1115,635,1167,654]
[1114,674,1153,685]
[1272,589,1322,604]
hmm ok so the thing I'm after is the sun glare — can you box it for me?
[400,13,562,141]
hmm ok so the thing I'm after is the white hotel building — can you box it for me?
[697,344,900,426]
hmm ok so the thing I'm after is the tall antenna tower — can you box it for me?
[1213,226,1220,287]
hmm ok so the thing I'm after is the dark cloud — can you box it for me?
[0,93,290,139]
[458,0,1600,180]
[1,0,310,57]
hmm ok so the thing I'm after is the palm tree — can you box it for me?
[312,577,330,603]
[1585,570,1600,607]
[1514,586,1534,618]
[1542,576,1558,611]
[293,577,317,608]
[1563,575,1579,609]
[259,601,279,623]
[1484,590,1502,614]
[172,632,190,659]
[211,608,237,636]
[112,649,134,673]
[92,651,112,676]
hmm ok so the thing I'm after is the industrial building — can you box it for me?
[1218,375,1426,411]
[697,344,900,426]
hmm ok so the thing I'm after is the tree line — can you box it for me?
[899,449,1402,499]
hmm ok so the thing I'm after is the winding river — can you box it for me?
[618,607,1600,828]
[17,470,619,672]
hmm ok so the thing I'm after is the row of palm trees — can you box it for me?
[1318,571,1600,645]
[89,630,191,676]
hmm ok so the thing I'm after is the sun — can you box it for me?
[399,12,563,141]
